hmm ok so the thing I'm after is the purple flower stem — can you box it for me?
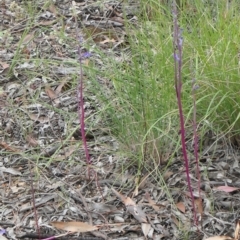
[77,45,91,166]
[192,79,202,223]
[172,1,197,225]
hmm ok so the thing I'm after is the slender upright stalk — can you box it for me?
[77,44,91,166]
[172,1,197,225]
[72,5,91,171]
[192,74,202,222]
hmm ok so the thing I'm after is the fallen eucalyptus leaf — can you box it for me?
[51,221,98,233]
[204,236,233,240]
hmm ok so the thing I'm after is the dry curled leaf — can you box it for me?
[28,113,49,123]
[0,141,20,152]
[144,192,160,211]
[124,197,136,206]
[111,187,127,203]
[21,31,35,45]
[111,188,136,206]
[214,186,240,193]
[126,204,148,223]
[0,167,21,176]
[234,220,240,240]
[175,202,185,213]
[25,134,39,147]
[51,221,98,233]
[0,61,9,70]
[163,171,173,180]
[45,86,57,99]
[45,86,60,106]
[111,187,148,223]
[204,236,233,240]
[55,79,67,95]
[195,198,203,215]
[38,20,56,26]
[141,223,151,237]
[100,37,116,44]
[48,4,58,16]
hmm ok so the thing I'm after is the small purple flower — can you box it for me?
[192,84,200,91]
[0,229,6,235]
[178,37,183,46]
[78,36,84,43]
[173,53,180,62]
[81,52,91,59]
[78,51,92,62]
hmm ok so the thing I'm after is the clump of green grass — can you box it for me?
[89,0,240,173]
[89,2,183,169]
[181,0,240,145]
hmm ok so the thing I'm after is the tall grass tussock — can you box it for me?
[88,0,240,171]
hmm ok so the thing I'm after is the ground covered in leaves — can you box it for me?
[1,1,240,240]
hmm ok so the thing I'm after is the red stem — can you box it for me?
[193,85,201,224]
[173,1,197,225]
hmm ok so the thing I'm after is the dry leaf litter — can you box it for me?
[0,0,240,240]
